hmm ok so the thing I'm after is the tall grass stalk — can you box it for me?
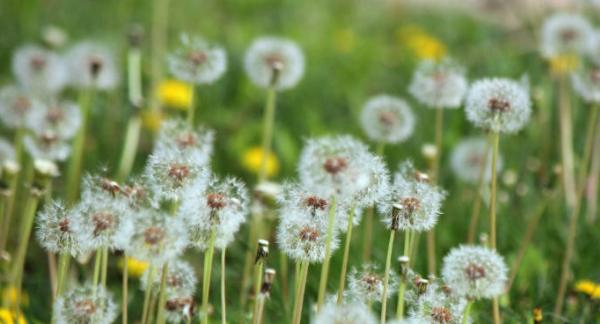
[380,230,396,324]
[316,196,337,310]
[558,78,577,209]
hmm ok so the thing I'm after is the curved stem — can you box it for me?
[558,77,577,210]
[380,230,396,324]
[116,116,142,182]
[317,196,337,310]
[337,205,356,303]
[100,247,109,289]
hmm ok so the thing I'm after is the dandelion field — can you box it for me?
[1,0,600,323]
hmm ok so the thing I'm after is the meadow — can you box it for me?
[0,0,599,323]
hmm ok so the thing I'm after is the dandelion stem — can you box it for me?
[127,45,143,107]
[55,253,70,298]
[291,261,309,324]
[317,195,337,310]
[380,230,396,324]
[155,263,169,324]
[396,230,411,319]
[3,128,24,250]
[462,301,472,324]
[280,251,289,310]
[116,115,142,182]
[255,296,265,324]
[187,86,197,125]
[101,247,109,289]
[337,204,356,304]
[558,77,577,210]
[92,249,102,297]
[221,248,227,324]
[258,86,277,183]
[240,214,260,307]
[66,87,95,204]
[252,259,264,323]
[488,131,500,250]
[141,264,156,324]
[122,254,129,324]
[554,104,600,317]
[467,136,492,243]
[202,227,217,324]
[363,143,385,262]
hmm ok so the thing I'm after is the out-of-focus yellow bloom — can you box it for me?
[141,110,164,132]
[0,308,26,324]
[118,257,149,278]
[574,280,597,296]
[549,54,579,76]
[397,25,446,61]
[334,28,356,54]
[2,287,28,307]
[158,80,194,110]
[242,147,280,178]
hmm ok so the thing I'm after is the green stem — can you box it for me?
[116,115,142,182]
[240,213,260,307]
[280,251,289,310]
[258,86,277,183]
[122,254,129,324]
[92,249,102,298]
[187,86,197,125]
[462,301,472,324]
[221,248,227,324]
[291,261,309,324]
[66,88,95,204]
[55,253,70,297]
[202,228,217,324]
[488,131,500,250]
[396,230,411,319]
[467,135,492,243]
[127,48,143,106]
[150,0,170,113]
[101,247,109,289]
[363,143,385,262]
[155,263,170,324]
[337,205,356,304]
[141,264,156,324]
[252,260,264,323]
[380,230,396,324]
[317,196,337,310]
[558,77,577,210]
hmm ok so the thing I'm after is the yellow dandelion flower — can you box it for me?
[141,110,164,132]
[549,54,579,76]
[574,280,597,296]
[241,147,280,178]
[158,79,194,110]
[334,28,356,54]
[397,25,446,61]
[2,287,28,307]
[118,257,149,278]
[0,308,26,324]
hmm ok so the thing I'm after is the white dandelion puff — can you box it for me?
[347,264,397,303]
[312,300,377,324]
[53,284,117,324]
[141,259,197,298]
[0,85,45,129]
[127,208,189,266]
[66,41,120,90]
[167,34,227,85]
[36,200,86,257]
[441,245,508,300]
[408,59,468,109]
[277,212,339,263]
[450,137,503,184]
[244,37,305,90]
[155,118,214,167]
[24,130,71,162]
[163,295,196,323]
[12,44,69,96]
[540,13,595,59]
[379,161,445,232]
[179,175,249,250]
[26,100,81,140]
[360,95,416,144]
[408,280,470,324]
[465,78,531,134]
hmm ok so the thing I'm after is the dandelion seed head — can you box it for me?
[379,161,445,232]
[244,37,305,90]
[571,65,600,103]
[277,212,338,263]
[66,41,119,90]
[141,259,197,298]
[127,208,188,266]
[24,130,71,162]
[408,59,468,109]
[155,118,214,166]
[53,284,117,324]
[36,200,86,257]
[360,95,416,144]
[167,34,227,84]
[540,13,595,59]
[12,44,68,96]
[312,300,377,324]
[441,245,508,300]
[164,294,196,323]
[408,280,469,324]
[347,264,397,303]
[0,85,45,129]
[26,100,81,140]
[179,176,249,250]
[450,137,503,184]
[465,78,531,134]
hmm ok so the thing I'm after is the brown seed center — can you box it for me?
[176,132,197,149]
[304,196,328,212]
[58,217,70,233]
[299,227,320,242]
[167,164,190,183]
[13,96,31,114]
[30,56,47,71]
[464,263,486,281]
[323,156,348,175]
[488,98,511,113]
[144,226,166,245]
[46,107,65,124]
[188,51,208,65]
[74,299,97,316]
[92,211,116,236]
[378,111,397,127]
[431,307,453,323]
[264,53,284,71]
[207,193,227,210]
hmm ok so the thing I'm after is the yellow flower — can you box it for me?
[158,80,194,110]
[549,54,579,76]
[241,147,280,178]
[574,280,597,296]
[397,25,446,61]
[2,287,28,307]
[118,257,149,278]
[334,28,356,54]
[0,308,26,324]
[141,110,164,132]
